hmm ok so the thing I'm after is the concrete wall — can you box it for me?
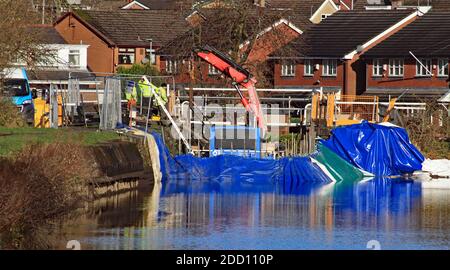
[90,141,144,177]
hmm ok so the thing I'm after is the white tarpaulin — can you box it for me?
[421,159,450,178]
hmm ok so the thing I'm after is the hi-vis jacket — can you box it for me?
[138,81,168,106]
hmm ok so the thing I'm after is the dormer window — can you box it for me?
[68,50,80,68]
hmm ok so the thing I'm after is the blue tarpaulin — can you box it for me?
[321,121,424,176]
[151,132,332,193]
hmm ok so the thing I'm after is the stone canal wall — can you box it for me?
[89,140,153,198]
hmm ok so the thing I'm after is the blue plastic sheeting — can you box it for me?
[322,121,424,176]
[151,132,332,194]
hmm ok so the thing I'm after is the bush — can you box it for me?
[0,98,25,128]
[117,63,164,85]
[403,100,450,159]
[0,142,95,249]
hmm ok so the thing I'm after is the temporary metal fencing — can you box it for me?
[99,77,122,130]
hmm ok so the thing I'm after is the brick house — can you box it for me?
[362,12,450,99]
[158,8,306,88]
[271,9,428,95]
[54,10,189,74]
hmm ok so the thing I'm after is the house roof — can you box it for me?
[272,9,415,58]
[364,12,450,57]
[65,10,190,47]
[262,0,336,26]
[159,7,304,57]
[123,0,194,10]
[27,69,95,82]
[28,25,67,44]
[354,0,450,10]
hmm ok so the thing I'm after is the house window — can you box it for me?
[145,48,156,65]
[438,58,449,77]
[416,58,432,77]
[322,59,337,76]
[389,59,404,77]
[372,59,383,77]
[208,64,220,75]
[166,59,178,74]
[68,50,80,67]
[304,59,314,76]
[118,48,135,64]
[281,61,296,77]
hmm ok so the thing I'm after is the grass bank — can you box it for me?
[0,127,120,157]
[0,127,121,248]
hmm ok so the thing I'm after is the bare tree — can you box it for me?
[0,0,57,96]
[0,1,50,75]
[160,0,302,87]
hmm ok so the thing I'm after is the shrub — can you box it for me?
[117,63,164,85]
[0,98,25,128]
[0,142,95,249]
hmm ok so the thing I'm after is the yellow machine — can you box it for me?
[33,95,63,128]
[311,93,380,127]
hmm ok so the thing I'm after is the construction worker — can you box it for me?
[125,80,138,126]
[138,78,152,99]
[156,83,168,106]
[125,80,137,101]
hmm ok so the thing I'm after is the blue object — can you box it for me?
[151,132,332,193]
[209,126,261,158]
[321,121,424,176]
[3,68,34,124]
[8,68,32,107]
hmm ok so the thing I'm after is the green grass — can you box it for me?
[0,127,120,157]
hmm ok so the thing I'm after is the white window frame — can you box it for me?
[415,58,432,77]
[68,49,80,68]
[118,48,135,64]
[166,59,178,74]
[145,48,156,65]
[322,59,337,77]
[372,59,383,77]
[389,59,404,77]
[281,61,296,77]
[208,64,220,75]
[438,58,449,77]
[304,59,314,76]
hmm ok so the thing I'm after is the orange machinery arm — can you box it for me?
[194,45,266,131]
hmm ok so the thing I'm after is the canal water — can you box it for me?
[54,178,450,250]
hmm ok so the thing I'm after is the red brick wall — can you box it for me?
[159,59,226,86]
[366,58,450,89]
[55,14,115,74]
[274,59,345,89]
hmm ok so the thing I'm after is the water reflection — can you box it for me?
[54,178,450,250]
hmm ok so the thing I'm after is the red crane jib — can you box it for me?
[195,48,267,132]
[196,51,249,84]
